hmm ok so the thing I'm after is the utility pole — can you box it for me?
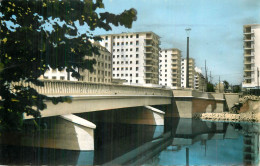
[219,76,220,93]
[257,67,259,90]
[185,28,191,88]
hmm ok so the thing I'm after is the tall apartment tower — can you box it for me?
[79,42,112,83]
[181,58,195,88]
[99,32,160,85]
[159,48,182,89]
[242,24,260,89]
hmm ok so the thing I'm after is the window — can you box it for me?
[60,76,65,80]
[136,67,139,71]
[126,55,128,57]
[130,74,132,76]
[113,36,115,39]
[117,36,120,39]
[130,67,132,70]
[121,36,124,39]
[130,61,132,64]
[126,74,128,76]
[121,49,124,52]
[105,36,108,40]
[113,74,115,76]
[121,74,124,76]
[130,35,133,38]
[126,61,128,64]
[126,49,128,51]
[113,61,115,64]
[136,80,138,83]
[136,41,139,45]
[121,55,124,58]
[136,73,138,77]
[136,61,139,64]
[121,61,124,64]
[136,54,139,58]
[117,55,120,58]
[105,43,108,47]
[130,42,133,45]
[94,78,96,82]
[126,42,128,45]
[113,55,115,58]
[136,48,139,52]
[117,67,119,70]
[113,49,115,52]
[121,68,124,70]
[126,67,128,70]
[126,35,128,38]
[121,42,124,45]
[44,76,48,79]
[136,34,139,38]
[117,61,119,64]
[117,74,119,76]
[117,42,119,46]
[130,48,133,51]
[117,49,119,52]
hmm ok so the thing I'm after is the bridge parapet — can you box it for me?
[29,80,172,97]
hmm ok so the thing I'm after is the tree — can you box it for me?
[223,80,229,92]
[0,0,137,131]
[206,82,215,92]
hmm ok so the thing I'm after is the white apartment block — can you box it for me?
[181,58,195,88]
[79,42,112,83]
[242,24,260,89]
[159,48,182,89]
[99,32,160,85]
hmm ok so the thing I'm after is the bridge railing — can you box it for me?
[27,80,172,96]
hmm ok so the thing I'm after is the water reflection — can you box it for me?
[0,118,259,165]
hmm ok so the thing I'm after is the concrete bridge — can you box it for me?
[14,80,238,151]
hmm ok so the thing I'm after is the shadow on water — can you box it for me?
[0,117,259,165]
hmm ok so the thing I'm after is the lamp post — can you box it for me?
[185,28,191,88]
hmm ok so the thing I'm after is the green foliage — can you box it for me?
[0,0,137,131]
[223,80,229,91]
[232,85,241,93]
[206,82,215,92]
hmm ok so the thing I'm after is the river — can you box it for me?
[0,118,259,165]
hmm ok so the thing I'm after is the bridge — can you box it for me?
[8,80,238,151]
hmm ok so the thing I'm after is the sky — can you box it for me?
[90,0,260,84]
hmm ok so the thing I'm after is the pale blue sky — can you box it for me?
[92,0,260,84]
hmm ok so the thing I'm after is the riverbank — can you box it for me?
[198,95,260,122]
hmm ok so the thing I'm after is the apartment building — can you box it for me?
[79,42,112,83]
[159,48,182,89]
[181,58,195,88]
[194,72,206,92]
[242,24,260,89]
[41,42,112,83]
[99,32,160,85]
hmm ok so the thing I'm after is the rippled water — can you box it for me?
[0,118,259,165]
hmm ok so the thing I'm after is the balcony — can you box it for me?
[244,45,254,50]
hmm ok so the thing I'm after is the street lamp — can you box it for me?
[185,28,191,88]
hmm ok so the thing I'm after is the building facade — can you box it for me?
[159,48,182,89]
[242,24,260,89]
[99,32,160,86]
[79,42,112,83]
[194,72,206,91]
[41,42,112,83]
[181,58,195,88]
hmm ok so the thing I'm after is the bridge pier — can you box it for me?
[21,114,96,151]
